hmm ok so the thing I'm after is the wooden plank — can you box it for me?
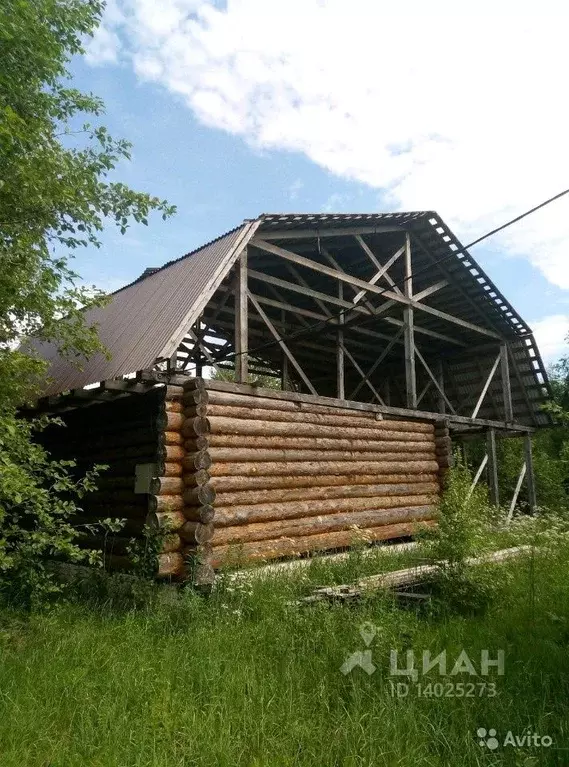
[341,342,384,405]
[247,291,317,395]
[255,225,403,241]
[507,462,526,523]
[234,248,248,382]
[414,348,456,415]
[471,353,501,419]
[500,343,514,422]
[349,329,403,400]
[487,428,499,507]
[337,283,345,399]
[354,236,405,296]
[524,433,537,513]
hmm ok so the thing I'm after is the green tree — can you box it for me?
[0,0,175,607]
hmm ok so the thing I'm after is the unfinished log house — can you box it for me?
[29,212,550,581]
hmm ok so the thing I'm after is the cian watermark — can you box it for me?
[341,622,504,698]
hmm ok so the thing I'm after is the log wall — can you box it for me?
[179,379,445,573]
[41,385,187,579]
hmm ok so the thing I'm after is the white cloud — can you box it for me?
[531,314,569,365]
[94,0,569,287]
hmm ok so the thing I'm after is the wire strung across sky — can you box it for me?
[210,187,569,367]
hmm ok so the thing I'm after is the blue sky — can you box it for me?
[74,0,569,364]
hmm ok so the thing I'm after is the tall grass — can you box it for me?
[0,540,569,766]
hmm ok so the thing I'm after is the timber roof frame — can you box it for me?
[28,211,551,431]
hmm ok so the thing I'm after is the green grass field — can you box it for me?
[1,542,569,766]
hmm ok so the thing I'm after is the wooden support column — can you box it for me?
[235,249,248,383]
[500,342,513,422]
[487,427,499,507]
[524,432,537,513]
[337,284,345,399]
[403,232,417,409]
[280,309,289,391]
[436,359,446,415]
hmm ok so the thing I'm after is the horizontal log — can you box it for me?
[149,476,184,495]
[164,384,184,400]
[182,388,209,406]
[164,430,183,446]
[161,533,183,553]
[181,403,209,419]
[182,469,211,488]
[163,462,183,478]
[82,490,147,506]
[74,443,161,464]
[205,433,432,453]
[182,451,213,472]
[90,476,134,490]
[213,506,435,545]
[214,495,436,527]
[165,400,183,413]
[181,417,211,438]
[79,503,148,519]
[183,435,210,452]
[209,460,438,478]
[207,447,435,464]
[77,534,135,556]
[180,521,215,544]
[70,515,146,536]
[195,404,394,431]
[206,416,433,442]
[153,495,184,513]
[201,390,433,434]
[210,472,438,493]
[184,504,215,523]
[183,376,207,390]
[211,520,434,566]
[146,510,187,532]
[183,484,216,506]
[166,411,184,431]
[164,445,184,462]
[215,481,440,507]
[157,552,185,578]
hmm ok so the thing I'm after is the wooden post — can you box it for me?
[500,342,513,422]
[524,432,537,512]
[436,358,446,414]
[403,232,417,409]
[487,427,499,507]
[194,317,203,377]
[337,283,345,399]
[235,249,248,383]
[381,378,391,406]
[280,309,289,391]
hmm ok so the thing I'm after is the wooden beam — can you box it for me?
[337,283,345,399]
[436,359,446,415]
[507,462,527,523]
[349,328,403,400]
[467,453,488,499]
[340,342,384,405]
[524,433,537,513]
[235,248,248,383]
[413,279,449,301]
[382,316,466,347]
[256,225,403,241]
[354,236,404,296]
[414,347,457,415]
[247,268,372,316]
[247,291,317,395]
[403,232,417,409]
[471,352,501,419]
[487,428,499,507]
[500,342,514,422]
[201,378,534,432]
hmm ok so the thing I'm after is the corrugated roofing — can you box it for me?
[30,222,257,395]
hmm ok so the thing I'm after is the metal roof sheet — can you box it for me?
[30,223,255,395]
